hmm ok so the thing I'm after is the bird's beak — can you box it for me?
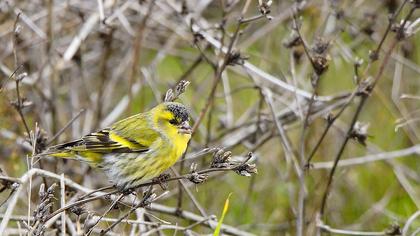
[178,121,192,134]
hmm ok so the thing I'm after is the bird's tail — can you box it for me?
[31,149,75,161]
[32,139,103,167]
[32,140,80,160]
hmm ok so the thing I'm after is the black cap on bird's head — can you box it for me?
[163,102,192,134]
[165,102,189,123]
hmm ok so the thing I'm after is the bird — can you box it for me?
[42,102,192,190]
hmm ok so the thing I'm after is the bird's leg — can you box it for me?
[152,173,171,190]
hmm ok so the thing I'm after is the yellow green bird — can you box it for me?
[44,102,192,190]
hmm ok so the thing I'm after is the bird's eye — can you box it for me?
[169,119,178,125]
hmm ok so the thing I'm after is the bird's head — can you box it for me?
[153,102,192,137]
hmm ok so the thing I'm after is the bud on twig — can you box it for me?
[187,172,209,184]
[349,121,370,146]
[164,80,190,102]
[211,148,232,168]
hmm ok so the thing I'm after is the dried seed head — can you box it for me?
[356,77,374,96]
[16,72,28,81]
[70,205,86,216]
[164,80,190,102]
[368,50,379,61]
[350,121,370,146]
[32,225,45,236]
[211,148,232,168]
[47,183,57,195]
[193,32,204,44]
[259,0,272,15]
[188,172,209,184]
[326,113,335,123]
[312,55,329,75]
[233,163,258,177]
[384,222,401,235]
[175,80,190,95]
[355,57,364,67]
[226,51,248,66]
[32,183,57,234]
[11,182,20,190]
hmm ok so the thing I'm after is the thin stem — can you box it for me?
[320,38,399,216]
[47,109,85,145]
[86,193,124,235]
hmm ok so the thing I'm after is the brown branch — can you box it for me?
[319,38,399,217]
[45,160,255,221]
[11,13,32,145]
[319,1,415,221]
[127,0,155,114]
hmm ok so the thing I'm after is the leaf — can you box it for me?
[213,193,232,236]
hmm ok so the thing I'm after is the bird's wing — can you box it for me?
[110,113,161,149]
[48,113,160,154]
[47,128,149,154]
